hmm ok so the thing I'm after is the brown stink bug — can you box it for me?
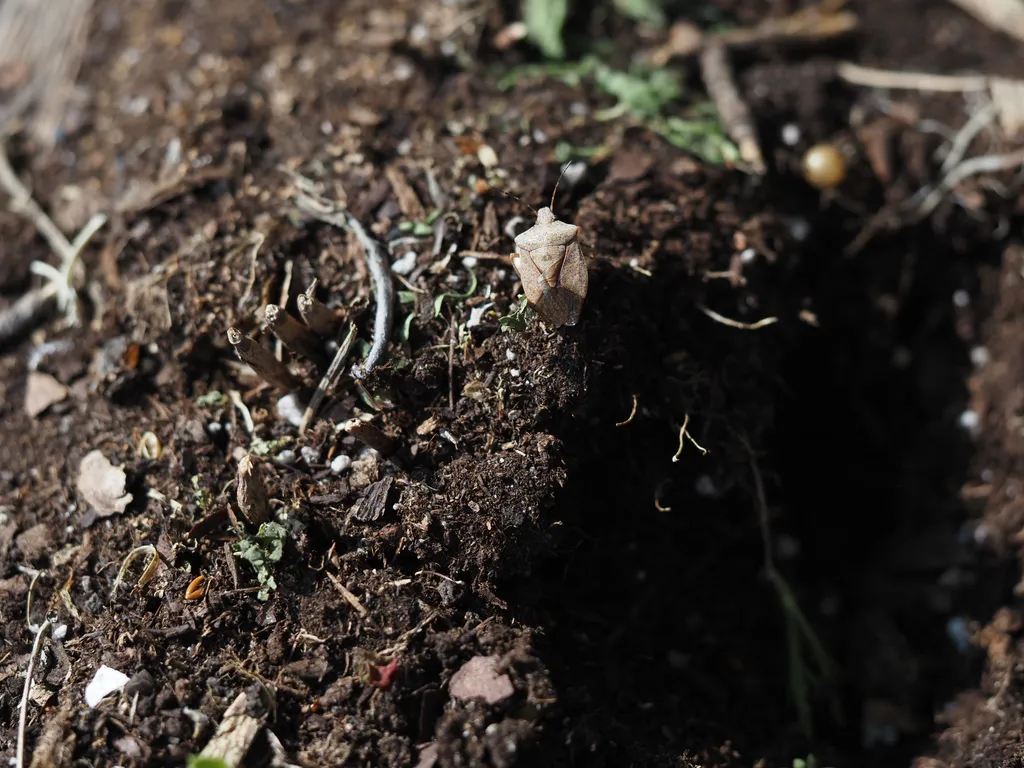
[508,165,589,327]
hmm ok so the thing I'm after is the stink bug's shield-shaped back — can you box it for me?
[512,207,588,327]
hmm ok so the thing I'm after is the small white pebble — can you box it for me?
[275,449,297,465]
[392,250,418,275]
[477,144,499,169]
[781,123,801,146]
[739,248,757,264]
[300,446,321,465]
[85,665,130,708]
[562,161,587,188]
[694,475,717,498]
[953,289,970,308]
[775,534,801,560]
[505,348,515,361]
[946,617,972,654]
[787,217,810,242]
[510,369,520,377]
[276,393,305,427]
[331,455,352,474]
[461,255,478,269]
[970,346,990,366]
[958,409,980,430]
[52,623,68,641]
[532,128,547,144]
[396,138,414,156]
[206,421,222,435]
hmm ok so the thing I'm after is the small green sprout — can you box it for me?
[499,296,531,333]
[195,390,228,408]
[434,270,478,318]
[524,0,569,59]
[190,475,211,510]
[187,757,230,768]
[232,521,288,601]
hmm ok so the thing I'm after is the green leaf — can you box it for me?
[195,390,228,408]
[523,0,569,60]
[232,521,289,601]
[187,757,230,768]
[401,311,416,342]
[499,296,531,332]
[613,0,665,26]
[433,270,479,318]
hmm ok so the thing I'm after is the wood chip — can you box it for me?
[351,476,394,523]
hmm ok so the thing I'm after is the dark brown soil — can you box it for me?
[3,1,1024,767]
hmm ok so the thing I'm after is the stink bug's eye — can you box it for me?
[801,143,847,190]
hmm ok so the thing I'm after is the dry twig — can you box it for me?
[700,41,765,173]
[288,172,395,380]
[299,322,358,433]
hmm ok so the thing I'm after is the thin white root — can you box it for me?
[697,303,779,330]
[835,61,990,92]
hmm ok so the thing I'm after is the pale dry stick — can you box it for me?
[236,232,266,311]
[0,0,93,146]
[835,61,989,92]
[273,259,294,361]
[325,570,368,616]
[226,327,301,391]
[299,322,358,434]
[948,0,1024,44]
[700,41,765,173]
[697,303,779,330]
[289,175,395,380]
[265,304,326,365]
[297,283,342,338]
[16,616,53,768]
[940,101,999,175]
[906,146,1024,222]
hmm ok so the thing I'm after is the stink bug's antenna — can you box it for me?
[491,184,537,217]
[550,162,571,211]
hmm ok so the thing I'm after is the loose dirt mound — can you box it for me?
[2,2,1024,767]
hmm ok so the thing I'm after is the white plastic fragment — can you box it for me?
[77,450,133,517]
[85,665,130,707]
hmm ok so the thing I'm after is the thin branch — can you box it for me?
[287,171,395,381]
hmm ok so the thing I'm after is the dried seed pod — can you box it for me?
[235,453,269,525]
[801,143,847,190]
[297,289,342,338]
[512,207,588,327]
[265,303,326,364]
[226,327,300,391]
